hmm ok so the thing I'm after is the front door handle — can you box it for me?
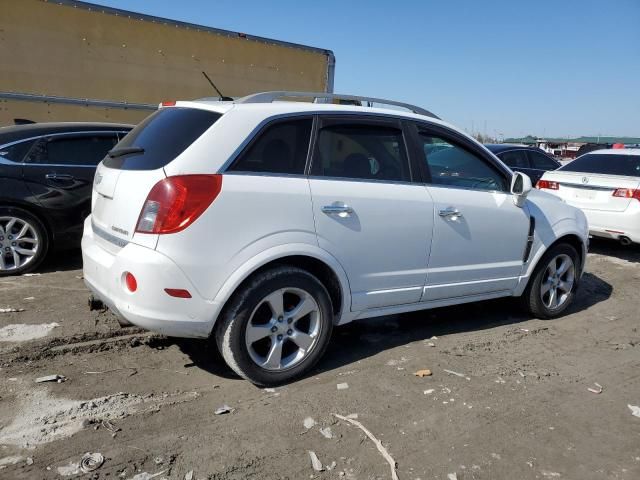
[438,207,463,218]
[322,203,354,216]
[45,173,75,181]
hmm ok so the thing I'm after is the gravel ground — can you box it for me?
[0,239,639,479]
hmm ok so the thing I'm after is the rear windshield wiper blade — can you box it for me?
[108,146,145,158]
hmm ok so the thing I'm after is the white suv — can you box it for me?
[82,92,589,385]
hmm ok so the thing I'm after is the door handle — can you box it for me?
[322,203,354,216]
[45,173,74,181]
[438,207,463,218]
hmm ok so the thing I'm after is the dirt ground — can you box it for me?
[1,239,639,480]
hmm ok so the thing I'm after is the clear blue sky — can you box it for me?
[91,0,639,138]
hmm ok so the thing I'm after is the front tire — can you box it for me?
[521,243,580,319]
[0,207,48,277]
[215,266,334,386]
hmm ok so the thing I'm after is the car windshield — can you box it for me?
[560,153,640,177]
[102,107,221,170]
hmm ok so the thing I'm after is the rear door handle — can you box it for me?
[45,173,75,181]
[438,207,463,218]
[322,203,354,216]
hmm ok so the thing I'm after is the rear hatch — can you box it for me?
[539,152,640,212]
[90,106,222,252]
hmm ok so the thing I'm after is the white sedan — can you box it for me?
[537,149,640,245]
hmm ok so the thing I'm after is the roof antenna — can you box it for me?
[202,71,233,101]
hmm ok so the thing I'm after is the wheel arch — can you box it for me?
[0,199,54,245]
[209,245,351,335]
[517,231,587,296]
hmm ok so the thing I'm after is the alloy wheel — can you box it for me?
[245,287,321,371]
[0,216,40,272]
[540,253,575,310]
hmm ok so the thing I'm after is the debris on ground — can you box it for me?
[214,405,234,415]
[80,452,104,473]
[22,273,41,276]
[424,389,435,395]
[414,369,432,377]
[426,342,436,347]
[23,297,35,301]
[0,455,24,467]
[35,374,66,383]
[319,426,333,439]
[443,369,471,381]
[303,417,316,429]
[0,307,25,313]
[326,460,337,470]
[129,470,167,480]
[264,388,276,393]
[184,470,194,480]
[57,461,80,476]
[629,405,640,418]
[333,413,399,480]
[587,383,603,394]
[346,413,358,419]
[337,382,349,390]
[308,450,324,471]
[447,474,458,480]
[0,322,59,342]
[26,457,34,465]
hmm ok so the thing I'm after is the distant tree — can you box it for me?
[473,133,497,144]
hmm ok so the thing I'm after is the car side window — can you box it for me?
[229,118,312,175]
[313,123,410,182]
[0,140,34,163]
[499,150,529,169]
[418,132,508,192]
[528,151,558,170]
[28,134,118,166]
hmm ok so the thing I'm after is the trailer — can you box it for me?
[0,0,335,126]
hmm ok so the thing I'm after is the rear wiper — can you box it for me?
[108,146,145,158]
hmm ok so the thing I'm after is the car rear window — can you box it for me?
[102,107,221,170]
[560,153,640,177]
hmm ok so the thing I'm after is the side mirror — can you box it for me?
[510,171,532,207]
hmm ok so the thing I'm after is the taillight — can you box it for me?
[136,175,222,234]
[612,188,640,200]
[536,179,559,190]
[124,272,137,292]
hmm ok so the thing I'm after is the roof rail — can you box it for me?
[235,91,440,120]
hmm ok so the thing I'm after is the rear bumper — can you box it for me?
[81,217,216,338]
[582,205,640,243]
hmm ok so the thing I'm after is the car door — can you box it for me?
[308,115,434,311]
[410,125,530,301]
[22,132,120,241]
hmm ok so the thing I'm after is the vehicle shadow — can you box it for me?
[174,271,613,384]
[588,237,640,264]
[38,249,83,273]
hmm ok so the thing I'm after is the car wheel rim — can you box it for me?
[245,287,321,371]
[0,216,39,271]
[540,253,575,310]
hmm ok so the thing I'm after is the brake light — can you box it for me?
[536,179,559,190]
[612,188,640,200]
[161,100,176,107]
[136,175,223,234]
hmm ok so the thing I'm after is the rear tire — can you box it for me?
[215,266,334,386]
[520,243,580,319]
[0,207,49,277]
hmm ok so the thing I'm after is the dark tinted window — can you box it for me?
[28,135,118,166]
[229,118,312,174]
[104,108,221,170]
[0,140,34,162]
[313,124,410,182]
[499,150,529,168]
[528,151,559,170]
[419,133,507,191]
[560,153,640,176]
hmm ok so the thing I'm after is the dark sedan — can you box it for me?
[0,122,132,275]
[485,144,561,184]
